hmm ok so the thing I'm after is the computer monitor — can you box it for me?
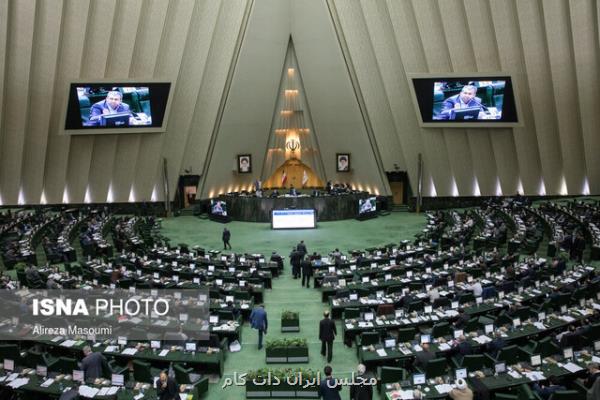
[424,305,433,313]
[413,373,426,385]
[395,310,404,318]
[495,362,506,374]
[512,318,521,328]
[454,330,463,339]
[364,312,374,321]
[151,340,161,350]
[3,359,14,371]
[36,365,47,377]
[563,348,573,360]
[100,112,131,127]
[449,107,481,121]
[209,315,219,324]
[73,370,84,383]
[485,324,494,334]
[111,373,125,386]
[385,274,392,281]
[538,312,546,321]
[530,355,541,367]
[420,334,431,344]
[329,267,336,273]
[349,293,358,301]
[225,296,234,303]
[215,279,223,286]
[362,277,370,283]
[153,272,160,279]
[595,341,600,352]
[376,291,384,298]
[185,342,196,352]
[384,338,397,348]
[451,301,459,309]
[117,336,127,346]
[455,368,467,380]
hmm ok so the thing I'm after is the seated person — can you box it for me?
[289,186,297,196]
[156,370,178,400]
[81,345,111,381]
[532,376,565,400]
[88,91,131,126]
[437,85,485,120]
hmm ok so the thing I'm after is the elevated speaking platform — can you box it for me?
[218,192,370,222]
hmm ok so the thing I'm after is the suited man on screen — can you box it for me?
[438,85,484,120]
[89,90,130,125]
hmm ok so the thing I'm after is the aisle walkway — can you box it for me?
[161,213,427,399]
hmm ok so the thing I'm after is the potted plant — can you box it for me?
[265,339,288,363]
[281,310,300,332]
[286,338,308,363]
[246,368,272,398]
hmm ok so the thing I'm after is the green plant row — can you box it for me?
[281,310,299,320]
[265,337,307,349]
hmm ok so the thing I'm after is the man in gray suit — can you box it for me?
[81,345,110,380]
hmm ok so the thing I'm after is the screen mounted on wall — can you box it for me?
[410,74,520,128]
[64,81,172,134]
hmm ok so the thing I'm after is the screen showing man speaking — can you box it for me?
[271,209,316,229]
[411,76,518,125]
[64,82,171,131]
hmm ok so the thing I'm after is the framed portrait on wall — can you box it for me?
[238,154,252,173]
[336,153,350,172]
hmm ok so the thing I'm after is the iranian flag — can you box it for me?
[281,170,287,186]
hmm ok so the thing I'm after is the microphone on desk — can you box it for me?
[472,99,489,112]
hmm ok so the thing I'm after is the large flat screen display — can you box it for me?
[64,81,172,134]
[410,75,520,127]
[358,197,377,215]
[210,200,227,217]
[272,209,316,229]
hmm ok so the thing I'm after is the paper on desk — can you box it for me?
[6,373,18,382]
[40,378,54,387]
[563,362,584,373]
[391,389,414,399]
[61,340,76,348]
[524,371,546,381]
[98,387,109,396]
[438,343,451,351]
[346,323,353,329]
[592,356,600,364]
[508,370,521,379]
[107,387,119,395]
[134,393,144,399]
[7,378,29,389]
[79,385,99,398]
[104,345,119,353]
[376,349,388,357]
[180,394,189,400]
[533,322,546,330]
[474,335,492,344]
[435,384,454,394]
[159,349,169,357]
[413,344,423,352]
[121,348,138,355]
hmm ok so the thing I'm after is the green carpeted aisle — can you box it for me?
[161,213,427,399]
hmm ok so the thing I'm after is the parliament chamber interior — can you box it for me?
[0,1,599,400]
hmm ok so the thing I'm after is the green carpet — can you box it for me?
[161,212,427,399]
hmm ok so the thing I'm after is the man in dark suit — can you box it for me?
[319,311,337,363]
[532,376,565,400]
[290,247,302,279]
[318,365,341,400]
[414,342,436,370]
[438,85,484,120]
[297,240,308,257]
[81,345,110,380]
[301,258,312,288]
[89,91,131,126]
[486,331,505,357]
[454,308,470,329]
[222,228,232,250]
[250,304,268,349]
[450,335,472,358]
[155,370,178,400]
[350,364,373,400]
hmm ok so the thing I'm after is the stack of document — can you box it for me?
[7,378,29,389]
[79,385,100,398]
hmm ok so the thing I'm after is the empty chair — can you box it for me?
[493,345,520,365]
[423,358,448,378]
[357,331,380,347]
[455,354,490,371]
[343,308,361,319]
[548,391,580,400]
[431,322,451,339]
[397,327,417,343]
[376,304,395,317]
[132,360,154,383]
[377,366,408,392]
[433,297,451,309]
